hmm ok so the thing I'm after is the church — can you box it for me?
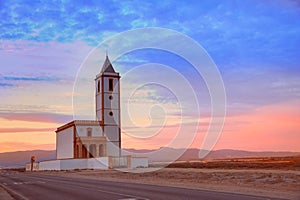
[26,55,148,171]
[56,55,121,160]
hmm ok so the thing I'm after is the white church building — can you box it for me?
[26,56,148,171]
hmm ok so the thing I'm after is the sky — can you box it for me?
[0,0,299,153]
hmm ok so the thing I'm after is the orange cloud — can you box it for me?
[0,118,58,153]
[1,100,299,153]
[0,142,54,153]
[212,100,300,151]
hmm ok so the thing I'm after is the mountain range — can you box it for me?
[0,148,299,168]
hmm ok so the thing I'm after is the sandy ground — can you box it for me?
[37,168,300,200]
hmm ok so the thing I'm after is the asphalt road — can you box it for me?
[0,170,284,200]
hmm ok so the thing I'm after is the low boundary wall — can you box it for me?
[26,156,148,171]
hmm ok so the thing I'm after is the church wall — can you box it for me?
[95,94,102,120]
[96,110,102,121]
[103,93,119,109]
[75,125,103,137]
[104,125,119,141]
[56,127,74,159]
[103,109,119,125]
[106,141,120,156]
[103,77,119,93]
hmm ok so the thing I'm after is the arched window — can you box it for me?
[109,79,113,91]
[97,80,100,93]
[99,144,104,157]
[87,128,92,137]
[82,145,88,158]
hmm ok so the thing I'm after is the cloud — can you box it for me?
[0,75,61,88]
[1,76,60,82]
[0,112,72,124]
[0,82,13,87]
[0,0,299,152]
[0,0,299,63]
[0,128,54,133]
[212,99,300,151]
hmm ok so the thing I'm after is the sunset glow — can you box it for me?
[1,0,300,153]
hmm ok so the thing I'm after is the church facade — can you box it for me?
[26,56,148,171]
[56,55,121,160]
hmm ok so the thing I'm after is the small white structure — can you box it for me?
[27,55,148,171]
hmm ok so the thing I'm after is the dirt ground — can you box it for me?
[38,168,300,200]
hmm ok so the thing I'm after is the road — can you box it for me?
[0,170,284,200]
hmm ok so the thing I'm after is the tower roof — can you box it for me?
[100,55,115,73]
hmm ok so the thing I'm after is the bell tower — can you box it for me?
[95,55,121,156]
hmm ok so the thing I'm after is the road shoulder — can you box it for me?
[0,184,15,200]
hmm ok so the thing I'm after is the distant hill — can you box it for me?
[203,149,300,160]
[0,150,55,168]
[123,148,300,162]
[1,148,299,168]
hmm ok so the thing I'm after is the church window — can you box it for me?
[109,79,113,91]
[109,111,113,116]
[99,144,104,157]
[87,128,92,137]
[97,80,100,93]
[109,95,113,100]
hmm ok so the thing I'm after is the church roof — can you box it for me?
[100,55,115,73]
[56,120,103,132]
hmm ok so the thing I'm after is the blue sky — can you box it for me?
[0,0,299,152]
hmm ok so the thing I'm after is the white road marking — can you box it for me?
[118,199,138,200]
[118,199,139,200]
[97,189,149,200]
[12,181,46,185]
[36,181,46,184]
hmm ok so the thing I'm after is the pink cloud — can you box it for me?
[0,128,55,133]
[0,112,72,124]
[123,100,300,152]
[212,100,300,151]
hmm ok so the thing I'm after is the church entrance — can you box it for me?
[89,144,96,158]
[82,145,88,158]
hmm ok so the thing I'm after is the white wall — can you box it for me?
[104,125,119,141]
[106,141,120,156]
[25,163,39,171]
[104,93,119,109]
[87,158,109,169]
[95,94,102,120]
[103,77,119,93]
[60,159,88,170]
[39,160,61,170]
[103,109,119,125]
[56,127,74,159]
[131,157,149,168]
[75,125,103,137]
[38,158,109,170]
